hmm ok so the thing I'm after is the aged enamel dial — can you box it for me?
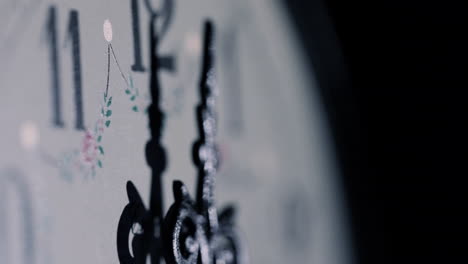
[0,0,352,263]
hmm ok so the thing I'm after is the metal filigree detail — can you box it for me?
[163,21,246,264]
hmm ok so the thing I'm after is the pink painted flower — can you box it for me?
[81,129,98,165]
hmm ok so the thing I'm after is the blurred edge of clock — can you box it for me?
[285,0,467,263]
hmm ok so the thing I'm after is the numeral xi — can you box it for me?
[46,6,85,130]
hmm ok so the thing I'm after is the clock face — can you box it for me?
[0,0,352,263]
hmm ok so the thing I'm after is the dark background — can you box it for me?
[284,1,466,263]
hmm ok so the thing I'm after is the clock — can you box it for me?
[0,0,353,263]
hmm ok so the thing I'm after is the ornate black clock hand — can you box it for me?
[116,1,174,263]
[162,21,246,264]
[144,10,168,264]
[117,3,246,263]
[116,181,147,264]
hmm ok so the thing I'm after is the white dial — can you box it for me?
[0,0,352,263]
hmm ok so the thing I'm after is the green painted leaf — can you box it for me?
[132,106,139,112]
[101,108,105,115]
[125,89,131,94]
[97,135,102,142]
[97,160,103,168]
[130,95,136,101]
[98,146,104,155]
[106,110,112,117]
[107,96,113,107]
[105,120,111,127]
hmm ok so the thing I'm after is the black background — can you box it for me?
[284,1,466,263]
